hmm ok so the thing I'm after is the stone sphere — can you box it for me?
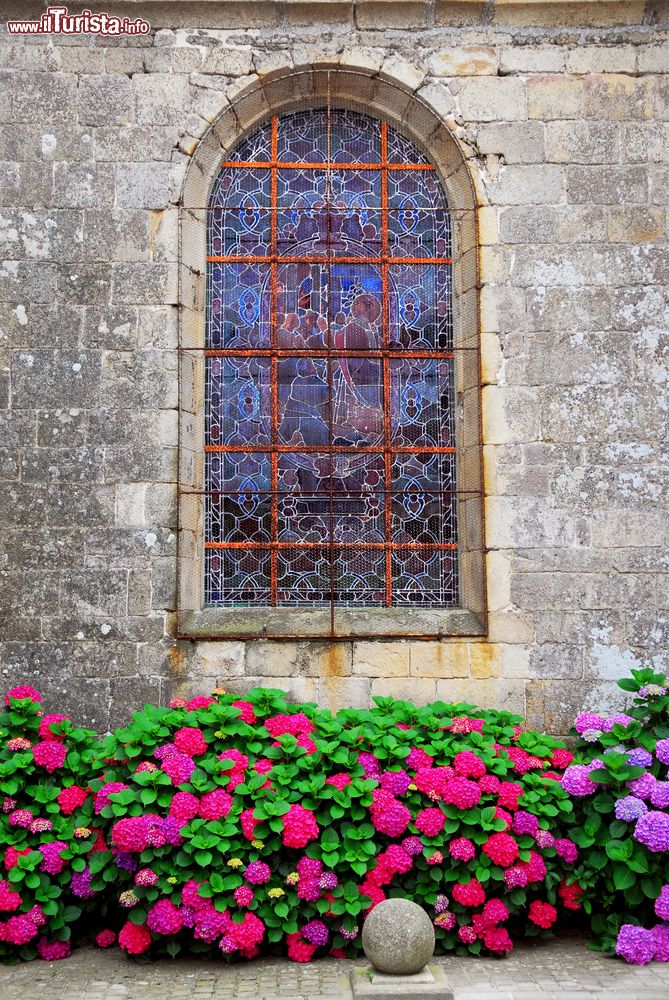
[361,898,435,975]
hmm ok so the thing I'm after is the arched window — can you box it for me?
[204,109,458,612]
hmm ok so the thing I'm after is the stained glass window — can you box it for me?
[204,109,458,609]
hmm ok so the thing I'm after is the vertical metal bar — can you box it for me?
[380,120,393,607]
[326,81,336,639]
[270,115,279,607]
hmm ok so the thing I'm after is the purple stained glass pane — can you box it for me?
[206,356,272,447]
[207,263,270,349]
[205,108,459,611]
[390,358,455,449]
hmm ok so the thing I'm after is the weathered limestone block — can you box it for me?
[78,74,134,126]
[457,77,527,121]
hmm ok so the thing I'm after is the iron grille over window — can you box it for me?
[204,108,458,610]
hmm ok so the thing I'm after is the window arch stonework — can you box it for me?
[178,67,485,640]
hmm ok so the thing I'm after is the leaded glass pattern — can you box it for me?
[205,109,457,609]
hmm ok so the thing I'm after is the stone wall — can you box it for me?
[0,0,667,732]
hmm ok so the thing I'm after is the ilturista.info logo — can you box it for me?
[6,5,150,35]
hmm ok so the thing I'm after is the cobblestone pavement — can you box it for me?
[1,934,668,1000]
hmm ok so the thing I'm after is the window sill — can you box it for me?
[177,607,486,640]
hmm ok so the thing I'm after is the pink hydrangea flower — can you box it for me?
[162,753,196,787]
[32,741,67,773]
[169,791,200,823]
[282,804,319,848]
[94,782,129,814]
[174,727,207,757]
[232,700,257,724]
[245,861,271,885]
[5,686,42,706]
[147,899,183,935]
[198,789,232,821]
[415,808,445,837]
[38,714,70,741]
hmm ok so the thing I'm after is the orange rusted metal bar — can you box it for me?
[380,120,393,608]
[204,349,455,360]
[270,115,279,607]
[206,541,458,551]
[207,255,452,265]
[220,160,435,171]
[205,444,457,454]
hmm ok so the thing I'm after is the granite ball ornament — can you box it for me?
[361,898,435,975]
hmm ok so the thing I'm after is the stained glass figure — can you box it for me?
[205,109,457,608]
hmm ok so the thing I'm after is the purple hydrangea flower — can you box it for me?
[379,769,411,795]
[113,851,138,873]
[512,811,539,837]
[655,738,669,765]
[655,885,669,921]
[634,811,669,853]
[574,712,608,735]
[650,781,669,809]
[652,924,669,962]
[70,867,95,900]
[639,685,666,699]
[401,836,424,856]
[319,872,338,890]
[605,713,635,731]
[535,829,555,849]
[629,773,656,800]
[615,795,648,822]
[434,894,449,914]
[616,924,655,965]
[301,919,328,947]
[561,764,598,797]
[339,925,359,941]
[154,743,179,761]
[627,748,653,767]
[581,729,603,742]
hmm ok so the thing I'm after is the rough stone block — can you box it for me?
[319,675,370,712]
[498,46,565,74]
[482,385,541,444]
[567,165,648,204]
[429,46,497,77]
[111,263,174,306]
[115,163,172,209]
[409,641,470,678]
[355,0,430,30]
[436,676,525,714]
[566,45,636,75]
[371,677,437,703]
[528,75,582,119]
[78,74,134,126]
[457,77,527,121]
[500,205,558,243]
[487,164,564,205]
[583,74,653,121]
[476,121,545,163]
[134,73,190,127]
[194,641,246,678]
[353,641,410,677]
[545,120,619,164]
[622,122,669,164]
[53,163,114,208]
[638,44,669,74]
[607,206,665,243]
[9,73,77,125]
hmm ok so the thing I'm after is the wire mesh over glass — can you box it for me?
[205,108,458,609]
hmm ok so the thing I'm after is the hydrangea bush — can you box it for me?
[563,667,669,964]
[86,687,581,962]
[0,686,106,961]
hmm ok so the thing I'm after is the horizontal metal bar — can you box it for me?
[220,161,435,171]
[207,254,452,265]
[203,348,455,360]
[206,540,458,550]
[189,488,479,496]
[204,444,457,454]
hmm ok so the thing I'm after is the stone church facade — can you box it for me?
[0,0,667,732]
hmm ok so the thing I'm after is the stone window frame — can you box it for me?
[177,65,486,640]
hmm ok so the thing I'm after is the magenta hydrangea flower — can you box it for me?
[37,937,71,961]
[71,867,95,900]
[319,872,338,890]
[245,861,271,885]
[615,795,648,821]
[402,836,424,856]
[434,894,449,914]
[379,769,411,795]
[616,924,655,965]
[605,713,635,730]
[147,899,183,935]
[655,738,669,764]
[554,838,578,863]
[449,837,476,862]
[635,811,669,852]
[234,886,254,908]
[655,885,669,921]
